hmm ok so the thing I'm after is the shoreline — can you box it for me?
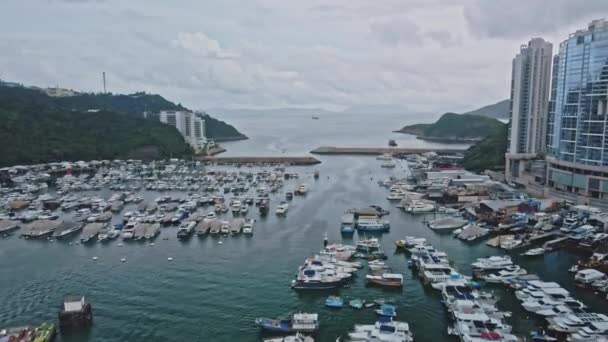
[310,146,467,155]
[210,135,249,143]
[393,130,482,144]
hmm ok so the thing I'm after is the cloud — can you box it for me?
[463,0,608,39]
[369,15,422,45]
[0,0,604,113]
[173,32,239,60]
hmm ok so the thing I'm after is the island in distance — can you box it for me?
[394,99,509,144]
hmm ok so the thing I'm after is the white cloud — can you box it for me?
[0,0,604,113]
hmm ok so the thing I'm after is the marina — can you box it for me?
[1,146,607,341]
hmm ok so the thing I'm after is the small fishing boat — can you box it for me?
[375,304,397,317]
[522,248,545,257]
[255,313,319,333]
[243,219,255,235]
[220,221,230,234]
[366,273,404,288]
[276,202,289,216]
[264,333,314,342]
[349,299,364,309]
[356,238,380,251]
[325,296,344,308]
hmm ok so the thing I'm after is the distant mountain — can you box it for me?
[395,113,505,143]
[0,86,192,167]
[208,107,337,117]
[462,99,510,119]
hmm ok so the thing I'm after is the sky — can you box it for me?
[1,0,606,113]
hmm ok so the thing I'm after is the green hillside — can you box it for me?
[396,113,504,142]
[462,123,509,172]
[0,86,192,166]
[199,113,247,141]
[53,92,246,141]
[463,99,510,119]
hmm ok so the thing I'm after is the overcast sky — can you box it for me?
[1,0,606,113]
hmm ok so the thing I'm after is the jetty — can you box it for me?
[310,146,466,156]
[195,156,321,165]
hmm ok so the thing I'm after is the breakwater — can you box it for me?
[310,146,467,155]
[195,156,321,165]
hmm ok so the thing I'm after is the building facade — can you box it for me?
[159,110,206,151]
[505,38,553,182]
[546,19,608,205]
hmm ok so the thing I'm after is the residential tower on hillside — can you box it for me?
[159,110,206,152]
[545,19,608,204]
[505,38,553,181]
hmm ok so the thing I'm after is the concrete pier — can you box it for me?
[196,156,321,165]
[310,146,466,155]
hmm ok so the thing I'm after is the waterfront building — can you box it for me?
[545,19,608,207]
[159,110,206,152]
[505,38,553,182]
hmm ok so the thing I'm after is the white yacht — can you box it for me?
[405,201,435,213]
[575,269,606,288]
[471,256,514,271]
[356,238,380,251]
[297,184,308,194]
[376,153,393,161]
[386,191,404,201]
[243,219,255,234]
[276,202,289,216]
[481,266,527,284]
[231,200,242,214]
[522,248,545,256]
[348,320,413,342]
[220,221,230,234]
[568,321,608,341]
[547,313,608,333]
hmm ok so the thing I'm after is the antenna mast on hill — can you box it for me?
[102,72,107,94]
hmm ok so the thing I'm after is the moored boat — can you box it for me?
[255,313,319,333]
[366,273,404,288]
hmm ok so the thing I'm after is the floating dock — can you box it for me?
[310,146,466,156]
[196,156,321,165]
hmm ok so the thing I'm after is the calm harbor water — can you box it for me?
[0,112,605,341]
[216,111,470,156]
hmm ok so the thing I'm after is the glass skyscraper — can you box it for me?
[546,19,608,202]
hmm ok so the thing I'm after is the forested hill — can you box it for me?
[462,99,510,119]
[396,113,505,142]
[53,92,246,141]
[0,85,193,166]
[54,92,187,114]
[462,123,509,172]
